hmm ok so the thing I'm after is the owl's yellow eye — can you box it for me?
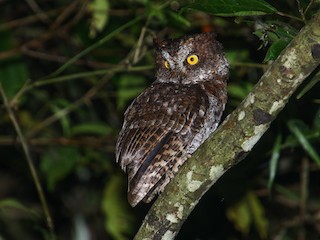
[164,60,170,69]
[187,55,199,65]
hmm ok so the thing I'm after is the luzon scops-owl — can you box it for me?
[116,32,229,207]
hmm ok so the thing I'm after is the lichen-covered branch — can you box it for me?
[134,11,320,240]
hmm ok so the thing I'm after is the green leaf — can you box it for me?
[226,191,268,238]
[282,131,320,148]
[182,0,277,17]
[0,60,28,99]
[264,39,287,62]
[167,11,191,28]
[40,147,81,191]
[226,196,251,235]
[254,21,297,59]
[283,119,320,148]
[287,120,320,167]
[88,0,109,38]
[228,82,254,100]
[275,184,300,201]
[313,108,320,130]
[227,81,254,107]
[268,134,282,190]
[102,174,135,240]
[70,123,113,136]
[0,30,29,99]
[297,71,320,99]
[0,198,35,214]
[149,3,167,23]
[272,22,298,40]
[248,192,268,239]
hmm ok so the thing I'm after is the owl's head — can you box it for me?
[155,32,228,84]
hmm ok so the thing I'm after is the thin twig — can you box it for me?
[49,0,81,30]
[44,15,145,78]
[9,79,31,108]
[304,0,315,15]
[276,11,304,22]
[22,48,118,68]
[30,65,153,88]
[0,83,54,235]
[60,0,88,30]
[23,14,150,137]
[9,65,153,108]
[133,26,147,64]
[24,0,51,24]
[25,75,112,138]
[25,40,147,136]
[132,14,153,64]
[0,49,20,61]
[295,0,306,23]
[231,61,267,70]
[0,136,115,152]
[20,0,86,55]
[0,8,62,31]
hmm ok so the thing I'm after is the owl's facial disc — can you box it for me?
[161,48,192,73]
[161,51,174,69]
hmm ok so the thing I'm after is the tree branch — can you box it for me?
[134,11,320,240]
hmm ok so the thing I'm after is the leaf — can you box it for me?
[228,82,254,100]
[149,3,167,23]
[248,192,268,239]
[0,61,29,99]
[88,0,109,38]
[102,174,135,240]
[226,196,251,235]
[264,39,287,62]
[0,30,29,99]
[254,21,297,60]
[268,134,282,190]
[282,120,320,148]
[287,120,320,167]
[167,11,191,28]
[313,108,320,130]
[70,123,113,136]
[40,147,81,191]
[272,22,298,39]
[182,0,277,17]
[0,198,34,214]
[226,191,268,238]
[275,185,300,201]
[297,71,320,99]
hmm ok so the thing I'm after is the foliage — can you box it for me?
[0,0,319,239]
[226,191,268,239]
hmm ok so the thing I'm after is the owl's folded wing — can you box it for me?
[116,87,208,206]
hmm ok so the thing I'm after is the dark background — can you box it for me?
[0,0,319,239]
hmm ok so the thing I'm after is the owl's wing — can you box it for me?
[128,132,190,206]
[116,83,210,206]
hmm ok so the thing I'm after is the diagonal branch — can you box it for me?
[134,11,320,240]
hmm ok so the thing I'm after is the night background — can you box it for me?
[0,0,319,239]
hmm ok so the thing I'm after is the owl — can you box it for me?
[116,32,229,207]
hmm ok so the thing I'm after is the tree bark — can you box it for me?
[134,11,320,240]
